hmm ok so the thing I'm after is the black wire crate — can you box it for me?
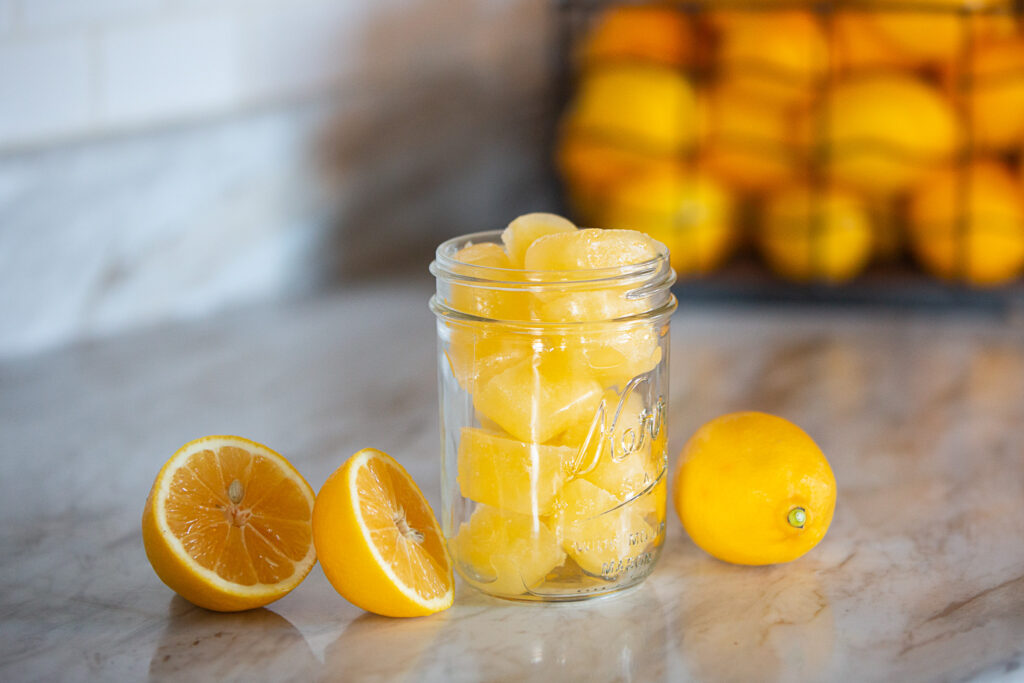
[552,0,1024,311]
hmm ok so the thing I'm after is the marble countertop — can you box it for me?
[3,276,1023,682]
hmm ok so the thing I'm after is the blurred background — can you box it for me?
[3,0,1024,358]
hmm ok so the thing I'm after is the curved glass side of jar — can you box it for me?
[429,231,676,601]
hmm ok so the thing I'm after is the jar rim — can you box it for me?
[429,230,672,289]
[429,229,677,326]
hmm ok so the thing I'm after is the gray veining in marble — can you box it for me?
[2,277,1023,682]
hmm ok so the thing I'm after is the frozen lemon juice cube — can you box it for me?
[558,389,665,501]
[551,479,655,577]
[451,504,565,597]
[474,349,603,444]
[501,213,577,268]
[457,427,575,515]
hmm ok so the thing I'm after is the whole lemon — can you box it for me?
[833,12,914,73]
[557,134,681,227]
[602,167,737,276]
[813,73,960,196]
[699,85,803,194]
[907,161,1024,286]
[579,5,694,68]
[563,65,698,154]
[759,186,874,283]
[716,11,828,106]
[674,412,836,566]
[965,38,1024,151]
[865,0,1014,65]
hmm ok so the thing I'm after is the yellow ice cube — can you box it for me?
[556,389,664,501]
[444,326,526,394]
[524,228,661,273]
[448,242,529,321]
[525,229,663,323]
[473,349,603,444]
[570,323,663,389]
[457,428,576,515]
[501,213,577,268]
[550,479,655,577]
[451,504,566,597]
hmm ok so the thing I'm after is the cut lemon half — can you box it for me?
[142,435,317,612]
[313,448,453,617]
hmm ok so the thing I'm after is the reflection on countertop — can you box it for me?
[1,279,1022,682]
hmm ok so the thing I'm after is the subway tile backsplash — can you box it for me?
[0,0,555,357]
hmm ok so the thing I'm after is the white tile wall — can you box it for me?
[238,0,371,103]
[0,0,409,149]
[0,33,93,144]
[0,105,327,357]
[99,13,240,125]
[0,0,555,357]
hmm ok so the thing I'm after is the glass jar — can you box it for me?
[430,230,676,601]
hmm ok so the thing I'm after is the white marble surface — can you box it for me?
[2,277,1024,682]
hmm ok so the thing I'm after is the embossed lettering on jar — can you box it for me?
[430,220,676,601]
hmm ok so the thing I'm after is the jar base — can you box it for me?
[457,544,663,603]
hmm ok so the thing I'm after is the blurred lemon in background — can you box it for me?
[759,186,874,283]
[580,4,694,68]
[814,73,961,195]
[908,161,1024,286]
[603,168,737,276]
[864,0,1014,64]
[556,3,1024,287]
[557,134,680,227]
[563,64,699,154]
[834,12,915,72]
[963,38,1024,151]
[716,11,829,106]
[700,86,802,194]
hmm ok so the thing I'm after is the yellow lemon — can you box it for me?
[563,65,698,154]
[865,0,1014,65]
[602,168,737,276]
[716,11,829,106]
[833,11,915,72]
[674,412,836,566]
[699,85,803,194]
[964,38,1024,151]
[556,134,680,227]
[759,186,874,283]
[907,161,1024,286]
[813,73,961,196]
[580,5,695,68]
[142,436,317,612]
[313,448,453,617]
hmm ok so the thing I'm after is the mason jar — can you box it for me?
[430,229,676,601]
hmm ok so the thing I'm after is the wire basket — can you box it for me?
[553,0,1024,310]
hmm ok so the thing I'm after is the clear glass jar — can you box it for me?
[430,230,676,601]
